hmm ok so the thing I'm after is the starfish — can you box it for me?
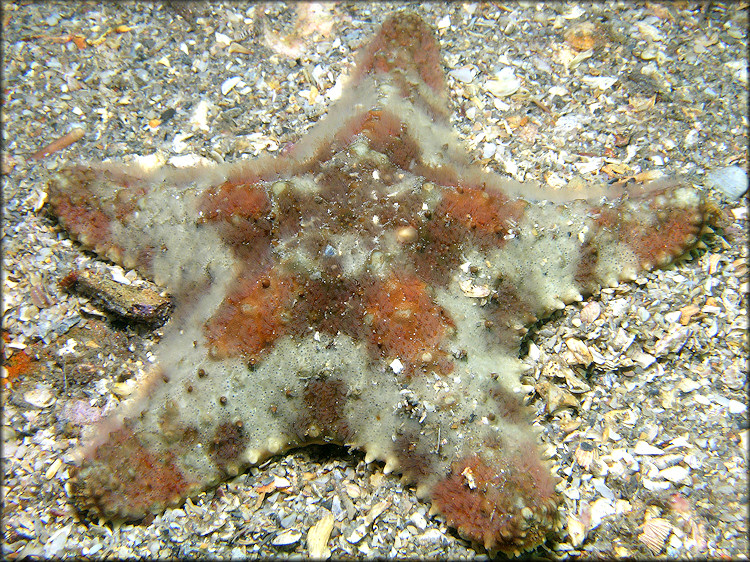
[47,11,708,555]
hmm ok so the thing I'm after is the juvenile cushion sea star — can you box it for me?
[47,11,707,555]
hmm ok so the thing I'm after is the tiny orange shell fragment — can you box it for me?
[115,25,132,33]
[600,162,630,178]
[506,115,526,129]
[564,22,602,51]
[633,169,663,183]
[679,304,700,325]
[2,349,37,386]
[1,154,16,175]
[72,35,87,50]
[614,133,631,147]
[149,118,162,128]
[255,481,275,494]
[89,29,114,46]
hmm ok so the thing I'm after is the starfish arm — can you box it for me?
[47,161,236,292]
[574,180,706,289]
[46,155,305,298]
[477,180,706,327]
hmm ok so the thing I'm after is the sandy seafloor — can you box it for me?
[2,2,748,559]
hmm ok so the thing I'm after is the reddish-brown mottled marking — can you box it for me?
[431,448,558,552]
[574,240,601,294]
[272,159,426,248]
[360,110,422,169]
[436,185,522,246]
[291,277,366,339]
[198,181,272,224]
[593,189,703,267]
[410,186,526,285]
[486,277,537,350]
[70,426,193,520]
[352,12,447,105]
[394,434,433,482]
[109,183,149,220]
[198,182,274,261]
[489,385,530,425]
[134,245,158,272]
[47,167,154,270]
[411,222,463,286]
[209,421,247,473]
[621,213,701,266]
[296,377,353,443]
[203,267,297,362]
[49,189,113,246]
[365,273,454,376]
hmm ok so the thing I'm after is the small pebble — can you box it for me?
[23,385,55,409]
[448,66,476,83]
[589,497,616,528]
[705,166,748,200]
[482,143,496,159]
[659,465,690,484]
[436,15,450,29]
[727,399,747,414]
[221,76,242,96]
[43,525,72,557]
[271,529,302,546]
[409,510,427,530]
[485,67,521,97]
[634,441,664,456]
[419,528,448,545]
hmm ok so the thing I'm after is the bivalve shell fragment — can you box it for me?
[659,464,690,484]
[639,517,673,555]
[484,67,521,97]
[271,529,302,547]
